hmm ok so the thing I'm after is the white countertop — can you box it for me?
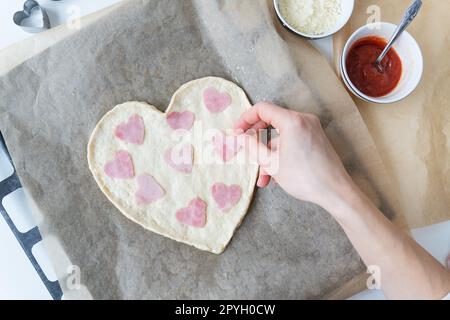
[0,0,448,300]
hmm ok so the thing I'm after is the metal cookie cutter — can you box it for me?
[13,0,51,33]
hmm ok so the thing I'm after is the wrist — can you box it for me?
[320,177,367,223]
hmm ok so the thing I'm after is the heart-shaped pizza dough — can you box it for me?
[88,77,258,254]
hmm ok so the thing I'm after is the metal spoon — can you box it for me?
[374,0,423,71]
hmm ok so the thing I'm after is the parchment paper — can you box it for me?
[0,0,405,299]
[334,0,450,229]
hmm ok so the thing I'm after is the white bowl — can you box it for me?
[274,0,355,39]
[341,22,423,104]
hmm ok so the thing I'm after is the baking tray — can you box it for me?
[0,132,63,300]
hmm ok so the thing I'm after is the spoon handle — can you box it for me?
[376,0,423,64]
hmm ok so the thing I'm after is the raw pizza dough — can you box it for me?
[88,77,258,254]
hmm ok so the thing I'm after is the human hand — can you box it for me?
[235,104,450,300]
[234,102,355,212]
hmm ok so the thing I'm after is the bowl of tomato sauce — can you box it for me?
[341,22,423,104]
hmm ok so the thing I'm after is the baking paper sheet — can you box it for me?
[334,0,450,229]
[0,0,405,299]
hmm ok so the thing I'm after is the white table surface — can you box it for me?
[0,0,448,300]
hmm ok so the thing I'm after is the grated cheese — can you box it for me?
[279,0,342,36]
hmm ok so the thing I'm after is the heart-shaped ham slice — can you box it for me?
[135,174,165,205]
[114,115,145,145]
[164,144,194,173]
[176,198,207,228]
[166,111,195,130]
[104,150,134,179]
[212,132,243,162]
[203,87,232,113]
[211,183,242,213]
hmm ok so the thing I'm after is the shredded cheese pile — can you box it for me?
[279,0,342,35]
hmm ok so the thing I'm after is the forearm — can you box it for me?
[326,181,450,300]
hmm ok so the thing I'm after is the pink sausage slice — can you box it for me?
[176,198,207,228]
[166,111,195,130]
[203,87,232,113]
[104,150,134,179]
[115,115,145,145]
[211,183,242,212]
[135,174,165,205]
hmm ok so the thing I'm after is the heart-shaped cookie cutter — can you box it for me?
[13,0,51,33]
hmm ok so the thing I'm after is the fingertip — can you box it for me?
[251,102,290,130]
[251,120,269,131]
[257,175,271,188]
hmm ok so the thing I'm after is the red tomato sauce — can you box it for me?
[346,36,402,98]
